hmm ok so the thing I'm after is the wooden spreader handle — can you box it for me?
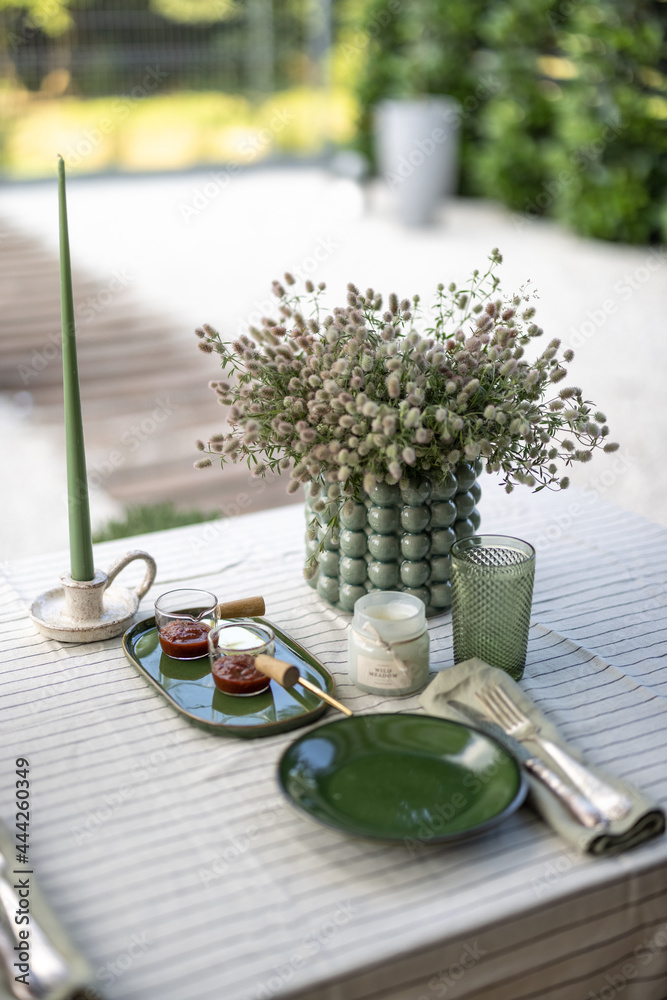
[255,654,299,688]
[215,595,265,619]
[255,655,354,717]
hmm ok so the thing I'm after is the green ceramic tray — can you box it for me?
[122,616,335,738]
[278,714,526,842]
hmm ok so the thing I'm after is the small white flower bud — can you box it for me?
[386,374,400,398]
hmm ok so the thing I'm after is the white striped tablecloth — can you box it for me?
[1,485,666,1000]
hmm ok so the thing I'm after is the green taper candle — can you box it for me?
[58,155,94,581]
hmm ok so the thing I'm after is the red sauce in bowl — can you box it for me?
[159,620,211,659]
[211,653,270,696]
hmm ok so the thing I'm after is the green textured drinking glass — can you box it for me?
[450,534,536,680]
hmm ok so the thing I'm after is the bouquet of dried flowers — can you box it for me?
[195,249,617,509]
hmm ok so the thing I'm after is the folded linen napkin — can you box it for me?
[419,659,665,855]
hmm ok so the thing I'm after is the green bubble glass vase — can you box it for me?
[304,460,483,616]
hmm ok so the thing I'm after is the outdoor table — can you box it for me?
[1,484,666,1000]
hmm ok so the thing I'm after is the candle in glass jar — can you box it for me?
[348,592,429,696]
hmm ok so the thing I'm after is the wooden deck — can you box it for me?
[0,220,300,521]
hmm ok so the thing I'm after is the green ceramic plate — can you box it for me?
[122,616,335,738]
[278,714,526,842]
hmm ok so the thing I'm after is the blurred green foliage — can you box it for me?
[93,502,221,542]
[336,0,488,195]
[0,86,355,177]
[149,0,239,22]
[346,0,667,243]
[547,1,667,242]
[0,0,351,175]
[472,0,559,211]
[2,0,666,242]
[0,0,77,37]
[0,0,319,96]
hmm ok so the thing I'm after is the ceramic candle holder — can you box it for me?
[29,549,157,643]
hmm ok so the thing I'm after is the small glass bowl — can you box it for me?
[208,621,275,697]
[155,589,217,660]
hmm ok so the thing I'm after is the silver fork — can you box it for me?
[477,685,633,822]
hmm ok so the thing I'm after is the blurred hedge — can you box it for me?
[345,0,667,243]
[0,86,356,178]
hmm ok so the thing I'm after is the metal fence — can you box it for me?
[1,0,333,97]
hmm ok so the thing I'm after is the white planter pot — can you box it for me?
[374,96,461,225]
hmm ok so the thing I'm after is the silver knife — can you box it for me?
[505,731,632,822]
[449,700,608,830]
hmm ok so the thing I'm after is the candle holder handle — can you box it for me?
[30,550,158,643]
[105,549,157,600]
